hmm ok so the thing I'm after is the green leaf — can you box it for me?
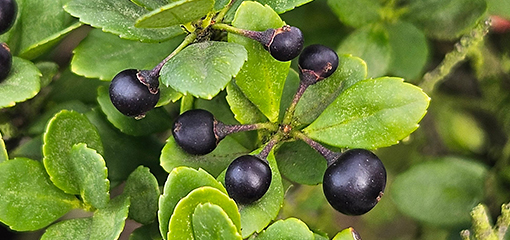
[160,135,250,177]
[28,100,91,135]
[224,0,312,19]
[64,0,184,42]
[68,143,110,209]
[332,227,361,240]
[36,62,60,88]
[327,0,381,28]
[71,29,184,81]
[403,0,487,40]
[131,0,167,11]
[135,0,214,28]
[41,218,93,240]
[385,21,429,80]
[228,1,290,122]
[97,86,172,136]
[391,157,487,226]
[226,81,267,124]
[0,133,7,163]
[275,140,327,185]
[294,54,368,126]
[0,158,79,231]
[337,25,391,78]
[124,166,160,224]
[279,69,300,122]
[168,186,241,240]
[0,57,41,108]
[43,110,103,194]
[50,69,109,104]
[161,41,247,99]
[254,218,314,240]
[487,0,510,18]
[11,135,43,161]
[158,167,227,240]
[303,77,430,149]
[89,195,130,240]
[192,203,243,240]
[129,222,162,240]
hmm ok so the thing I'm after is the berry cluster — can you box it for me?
[0,0,16,83]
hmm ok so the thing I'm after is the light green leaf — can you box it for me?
[224,0,312,20]
[337,24,391,78]
[391,157,487,226]
[0,57,41,109]
[36,62,60,88]
[254,218,314,240]
[327,0,381,28]
[332,227,361,240]
[0,133,7,163]
[68,143,110,209]
[168,186,240,240]
[161,41,247,99]
[135,0,214,28]
[64,0,184,42]
[71,29,184,81]
[226,81,267,124]
[228,1,290,122]
[159,167,227,240]
[41,218,93,240]
[275,140,327,185]
[89,196,130,240]
[131,0,167,11]
[0,158,80,231]
[192,203,243,240]
[43,110,103,194]
[124,166,160,225]
[303,77,430,149]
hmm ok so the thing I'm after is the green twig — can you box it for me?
[495,203,510,239]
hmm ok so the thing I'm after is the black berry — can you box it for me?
[172,109,219,155]
[225,155,272,204]
[298,44,339,84]
[266,26,304,61]
[0,0,16,34]
[109,69,160,118]
[0,42,12,82]
[322,149,386,215]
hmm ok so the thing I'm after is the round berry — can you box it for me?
[0,42,12,82]
[267,26,304,62]
[298,44,339,82]
[172,109,218,155]
[322,149,386,215]
[109,69,160,118]
[225,155,272,204]
[0,0,16,34]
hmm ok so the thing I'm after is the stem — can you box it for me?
[496,203,510,239]
[292,131,340,166]
[149,32,197,78]
[257,137,280,160]
[215,122,278,140]
[179,94,194,114]
[469,204,498,240]
[211,23,271,45]
[282,81,309,126]
[214,0,237,23]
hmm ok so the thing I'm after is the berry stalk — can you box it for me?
[292,131,340,166]
[281,81,309,126]
[214,0,237,23]
[150,32,197,78]
[257,136,281,161]
[215,122,278,140]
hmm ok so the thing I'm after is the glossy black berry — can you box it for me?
[225,155,272,204]
[172,109,219,155]
[323,149,386,215]
[0,0,16,34]
[298,44,339,83]
[267,26,304,61]
[109,69,160,118]
[0,42,12,82]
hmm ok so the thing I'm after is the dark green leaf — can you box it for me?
[0,133,7,163]
[327,0,381,28]
[28,100,91,135]
[275,140,327,185]
[131,0,167,11]
[124,166,160,224]
[161,41,247,99]
[303,77,430,149]
[36,62,60,88]
[0,158,80,231]
[391,157,487,226]
[214,0,230,11]
[192,203,243,240]
[11,135,43,161]
[0,57,41,109]
[226,81,267,124]
[254,218,314,240]
[43,110,104,194]
[135,0,215,28]
[64,0,184,42]
[50,69,109,104]
[41,218,92,240]
[129,222,162,240]
[228,1,290,122]
[89,196,130,240]
[279,69,300,122]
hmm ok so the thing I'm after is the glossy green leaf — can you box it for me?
[294,54,368,125]
[386,21,429,80]
[327,0,381,28]
[403,0,487,40]
[226,81,267,124]
[275,140,327,185]
[68,143,110,209]
[41,218,93,240]
[71,29,184,81]
[254,218,314,240]
[337,25,391,78]
[28,100,91,135]
[332,227,361,240]
[36,62,60,88]
[124,166,160,224]
[160,135,250,177]
[64,0,184,42]
[161,41,247,99]
[0,158,80,231]
[391,157,487,226]
[0,57,41,109]
[159,167,227,240]
[97,86,172,136]
[228,1,290,122]
[50,69,109,104]
[89,196,130,240]
[43,110,103,194]
[131,0,167,11]
[0,133,7,163]
[192,203,243,240]
[135,0,214,28]
[304,77,430,149]
[168,186,240,240]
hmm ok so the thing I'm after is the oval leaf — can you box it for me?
[135,0,214,28]
[161,41,247,99]
[124,166,160,225]
[303,77,430,149]
[192,203,242,240]
[226,81,267,124]
[275,140,327,185]
[41,218,93,240]
[0,57,41,108]
[254,218,314,240]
